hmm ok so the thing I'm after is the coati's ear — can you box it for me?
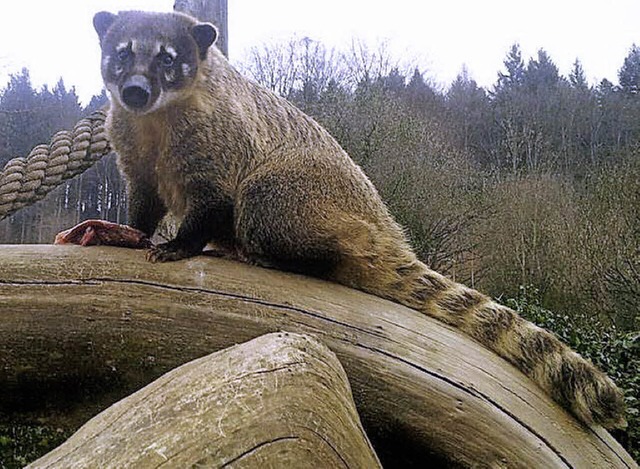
[93,11,117,41]
[191,23,218,59]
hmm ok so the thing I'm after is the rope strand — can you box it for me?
[0,108,111,221]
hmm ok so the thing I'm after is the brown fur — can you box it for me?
[94,10,626,429]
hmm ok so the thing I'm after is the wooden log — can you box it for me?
[27,332,381,468]
[0,245,636,468]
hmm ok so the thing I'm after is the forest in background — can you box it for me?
[0,40,638,460]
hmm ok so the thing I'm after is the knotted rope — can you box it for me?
[0,108,111,221]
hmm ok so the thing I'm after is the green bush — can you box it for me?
[0,424,71,469]
[506,286,639,462]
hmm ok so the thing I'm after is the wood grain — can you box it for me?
[27,332,381,468]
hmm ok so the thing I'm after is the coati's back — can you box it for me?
[93,10,626,430]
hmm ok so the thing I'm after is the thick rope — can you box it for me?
[0,108,111,221]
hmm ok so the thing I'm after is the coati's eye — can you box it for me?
[117,47,132,62]
[158,47,177,68]
[159,52,175,68]
[158,46,178,69]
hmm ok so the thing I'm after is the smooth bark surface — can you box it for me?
[28,332,381,468]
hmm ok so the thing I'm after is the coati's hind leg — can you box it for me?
[234,164,427,288]
[234,182,342,277]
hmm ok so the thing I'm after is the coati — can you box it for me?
[93,10,625,429]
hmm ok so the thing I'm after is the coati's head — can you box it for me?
[93,11,217,114]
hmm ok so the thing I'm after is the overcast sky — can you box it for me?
[0,1,638,105]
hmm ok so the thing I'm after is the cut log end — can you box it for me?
[28,333,382,469]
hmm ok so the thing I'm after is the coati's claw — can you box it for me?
[146,242,196,263]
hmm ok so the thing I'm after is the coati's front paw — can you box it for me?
[146,241,201,263]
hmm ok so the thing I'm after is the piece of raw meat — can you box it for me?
[54,219,152,249]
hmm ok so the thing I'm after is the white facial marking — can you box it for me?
[182,63,192,77]
[166,46,177,59]
[106,83,123,108]
[102,55,111,70]
[116,42,129,54]
[165,69,176,83]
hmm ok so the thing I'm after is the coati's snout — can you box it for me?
[93,10,218,114]
[121,75,152,109]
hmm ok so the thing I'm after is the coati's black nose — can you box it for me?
[121,75,152,109]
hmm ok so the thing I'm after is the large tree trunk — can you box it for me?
[28,332,381,468]
[0,245,635,468]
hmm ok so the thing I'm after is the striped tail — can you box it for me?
[361,257,626,429]
[329,215,625,428]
